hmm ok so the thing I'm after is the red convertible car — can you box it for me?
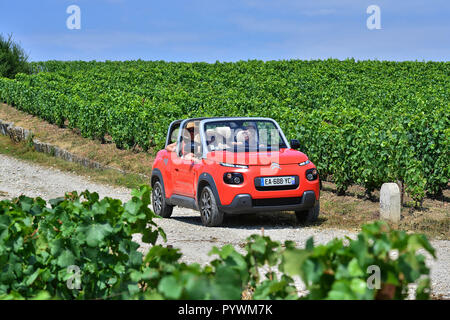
[151,117,320,227]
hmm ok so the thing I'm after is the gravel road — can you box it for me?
[0,153,448,299]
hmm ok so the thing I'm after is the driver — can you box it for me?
[233,123,262,148]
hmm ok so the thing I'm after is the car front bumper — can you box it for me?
[219,190,317,214]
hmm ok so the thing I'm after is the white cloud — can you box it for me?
[23,31,200,52]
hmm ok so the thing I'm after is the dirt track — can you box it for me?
[0,153,448,299]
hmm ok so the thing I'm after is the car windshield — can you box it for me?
[203,119,288,152]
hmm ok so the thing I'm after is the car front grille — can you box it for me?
[252,197,302,207]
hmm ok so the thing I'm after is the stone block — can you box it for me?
[380,183,401,223]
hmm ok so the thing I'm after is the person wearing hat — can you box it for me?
[166,122,198,161]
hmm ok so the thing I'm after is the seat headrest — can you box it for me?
[215,126,231,139]
[236,130,247,142]
[205,129,216,138]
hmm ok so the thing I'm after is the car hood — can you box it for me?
[206,148,309,166]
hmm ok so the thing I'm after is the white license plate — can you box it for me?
[260,176,295,186]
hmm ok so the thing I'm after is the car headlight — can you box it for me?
[220,162,248,169]
[298,160,310,166]
[305,168,318,181]
[223,172,244,184]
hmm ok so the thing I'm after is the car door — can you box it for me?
[173,158,197,197]
[172,124,198,197]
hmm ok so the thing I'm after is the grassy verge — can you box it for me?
[0,135,148,189]
[0,103,155,176]
[317,181,449,240]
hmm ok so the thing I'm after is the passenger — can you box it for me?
[184,133,202,161]
[166,122,199,160]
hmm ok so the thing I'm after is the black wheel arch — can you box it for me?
[151,168,166,194]
[197,172,222,208]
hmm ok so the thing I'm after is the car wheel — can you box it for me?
[295,200,320,224]
[199,186,224,227]
[152,180,173,218]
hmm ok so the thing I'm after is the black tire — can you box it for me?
[152,180,173,218]
[295,201,320,224]
[199,186,224,227]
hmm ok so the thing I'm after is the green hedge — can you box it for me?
[0,59,448,202]
[0,186,436,300]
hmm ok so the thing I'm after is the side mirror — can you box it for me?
[290,139,301,150]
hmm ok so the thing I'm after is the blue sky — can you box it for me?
[1,0,449,62]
